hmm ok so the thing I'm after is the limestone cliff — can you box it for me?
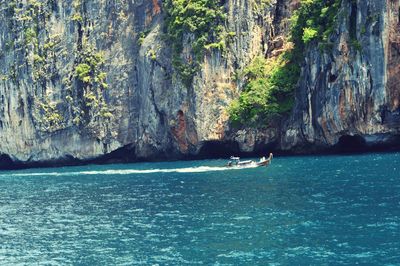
[282,0,400,152]
[0,0,399,168]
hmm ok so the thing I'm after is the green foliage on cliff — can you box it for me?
[291,0,342,49]
[164,0,226,86]
[76,63,92,83]
[164,0,226,57]
[229,0,342,127]
[2,0,114,134]
[24,28,37,46]
[73,44,112,123]
[75,48,107,88]
[302,27,318,44]
[254,0,272,11]
[36,97,64,132]
[229,53,300,127]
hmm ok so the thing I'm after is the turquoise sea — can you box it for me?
[0,152,399,265]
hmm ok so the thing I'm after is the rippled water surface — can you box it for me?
[1,153,400,265]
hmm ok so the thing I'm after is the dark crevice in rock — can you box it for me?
[349,1,357,40]
[0,154,15,170]
[197,140,241,159]
[76,18,83,52]
[253,141,279,155]
[381,106,400,127]
[285,133,400,155]
[196,139,281,159]
[149,66,166,126]
[332,134,400,154]
[272,0,285,34]
[88,144,136,164]
[329,73,337,83]
[398,7,400,25]
[335,134,367,153]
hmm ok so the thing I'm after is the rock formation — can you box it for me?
[0,0,399,168]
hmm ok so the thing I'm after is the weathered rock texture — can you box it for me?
[282,0,400,151]
[0,0,399,168]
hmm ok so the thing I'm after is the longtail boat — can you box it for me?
[225,153,273,168]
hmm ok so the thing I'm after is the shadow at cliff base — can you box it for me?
[191,140,283,160]
[87,144,137,164]
[3,136,400,170]
[0,144,182,171]
[193,140,282,159]
[323,134,400,155]
[0,154,15,170]
[0,144,137,171]
[333,135,368,153]
[0,154,84,171]
[196,141,241,159]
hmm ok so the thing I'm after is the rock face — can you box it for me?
[282,0,400,152]
[0,0,399,168]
